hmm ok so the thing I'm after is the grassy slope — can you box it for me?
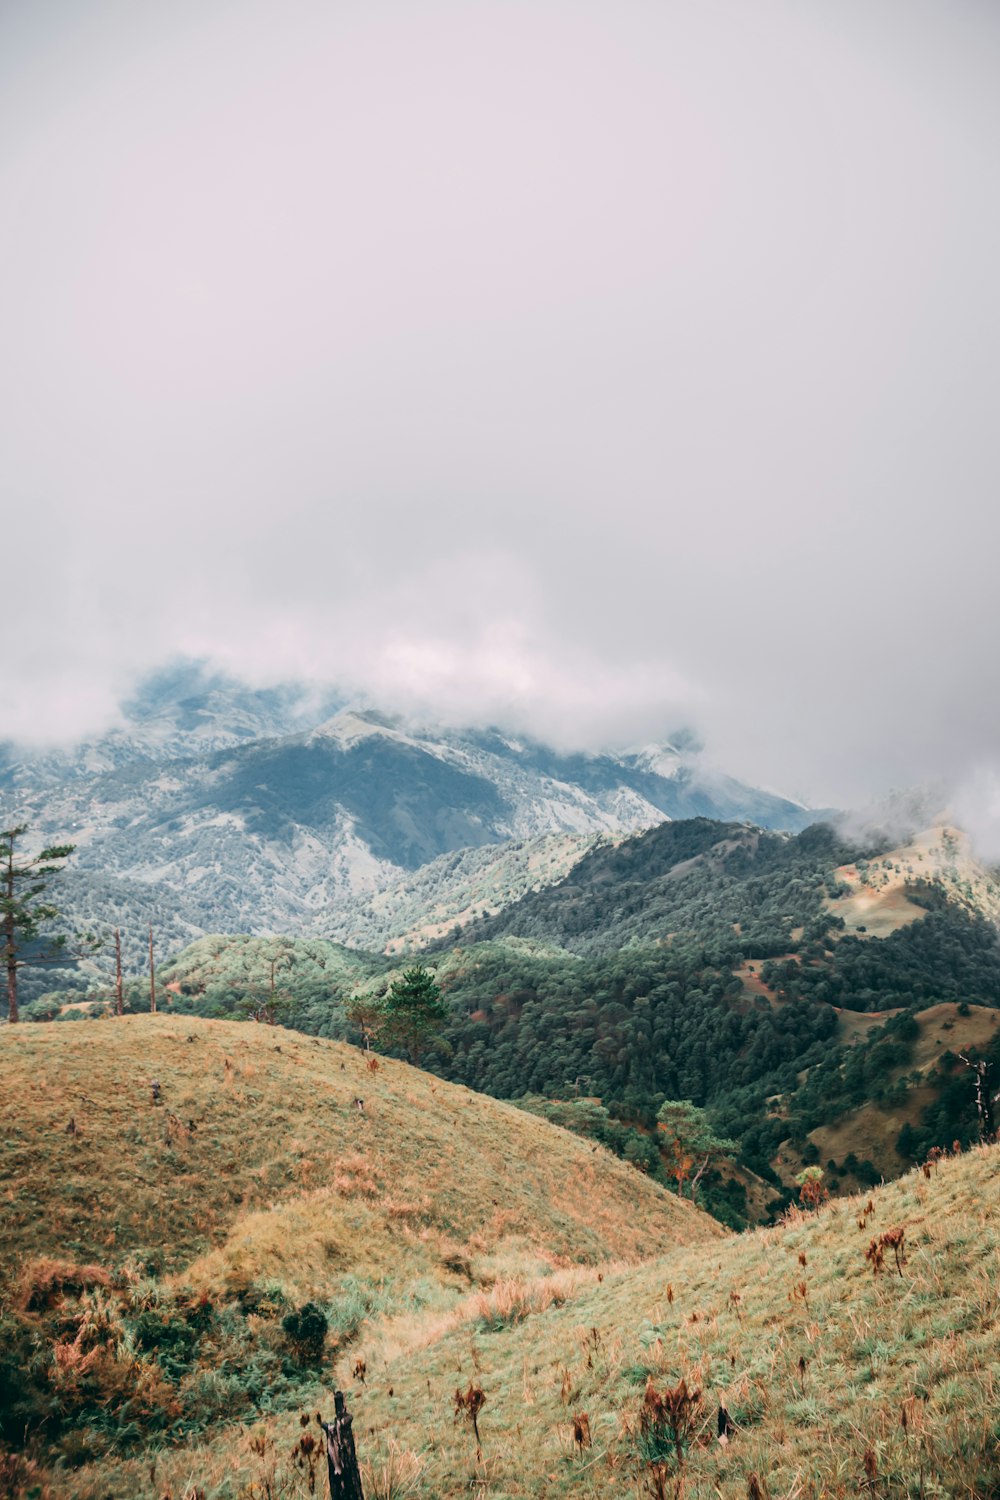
[0,1015,715,1293]
[72,1143,1000,1499]
[829,825,1000,940]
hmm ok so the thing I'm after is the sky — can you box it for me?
[2,0,999,815]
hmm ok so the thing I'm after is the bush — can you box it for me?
[281,1302,328,1365]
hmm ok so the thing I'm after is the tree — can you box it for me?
[240,940,295,1025]
[379,965,448,1063]
[1,825,76,1025]
[345,989,388,1052]
[656,1099,737,1198]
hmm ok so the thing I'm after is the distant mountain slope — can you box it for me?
[0,660,344,787]
[326,830,607,952]
[459,816,853,957]
[1,667,821,957]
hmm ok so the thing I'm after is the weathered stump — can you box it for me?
[321,1390,365,1500]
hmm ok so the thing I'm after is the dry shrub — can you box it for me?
[866,1227,907,1277]
[288,1419,323,1496]
[472,1275,568,1330]
[640,1376,703,1465]
[455,1381,487,1451]
[19,1257,112,1313]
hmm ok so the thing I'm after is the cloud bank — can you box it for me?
[1,0,999,811]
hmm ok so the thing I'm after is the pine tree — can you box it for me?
[1,825,76,1024]
[656,1099,737,1198]
[380,965,448,1063]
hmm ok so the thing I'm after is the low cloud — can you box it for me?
[1,1,999,813]
[950,769,1000,866]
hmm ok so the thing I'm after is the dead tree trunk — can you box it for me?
[115,928,124,1016]
[5,909,17,1026]
[5,844,17,1024]
[322,1391,365,1500]
[148,924,156,1014]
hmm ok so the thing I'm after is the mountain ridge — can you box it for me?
[0,666,824,975]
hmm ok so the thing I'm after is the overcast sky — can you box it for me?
[2,0,999,813]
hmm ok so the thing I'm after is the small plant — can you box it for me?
[865,1227,907,1277]
[572,1411,591,1451]
[455,1380,487,1455]
[639,1375,703,1465]
[289,1415,323,1496]
[795,1166,827,1210]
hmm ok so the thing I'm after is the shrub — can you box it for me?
[281,1302,328,1365]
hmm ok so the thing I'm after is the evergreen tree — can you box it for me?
[381,965,448,1063]
[656,1099,737,1198]
[1,825,76,1024]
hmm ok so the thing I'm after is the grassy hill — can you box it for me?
[57,1139,1000,1498]
[0,1016,716,1485]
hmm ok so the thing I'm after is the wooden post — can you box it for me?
[148,924,156,1014]
[115,928,124,1017]
[321,1391,365,1500]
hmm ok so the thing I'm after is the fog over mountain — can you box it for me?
[2,1,999,820]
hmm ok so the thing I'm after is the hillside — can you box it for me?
[59,1141,1000,1499]
[0,1016,717,1484]
[325,830,608,952]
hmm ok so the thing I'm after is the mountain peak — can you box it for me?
[305,707,410,749]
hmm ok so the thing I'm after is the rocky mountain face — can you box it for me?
[0,663,824,961]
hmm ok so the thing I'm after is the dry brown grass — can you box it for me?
[35,1138,1000,1499]
[0,1015,718,1300]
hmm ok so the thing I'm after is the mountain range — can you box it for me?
[0,661,824,964]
